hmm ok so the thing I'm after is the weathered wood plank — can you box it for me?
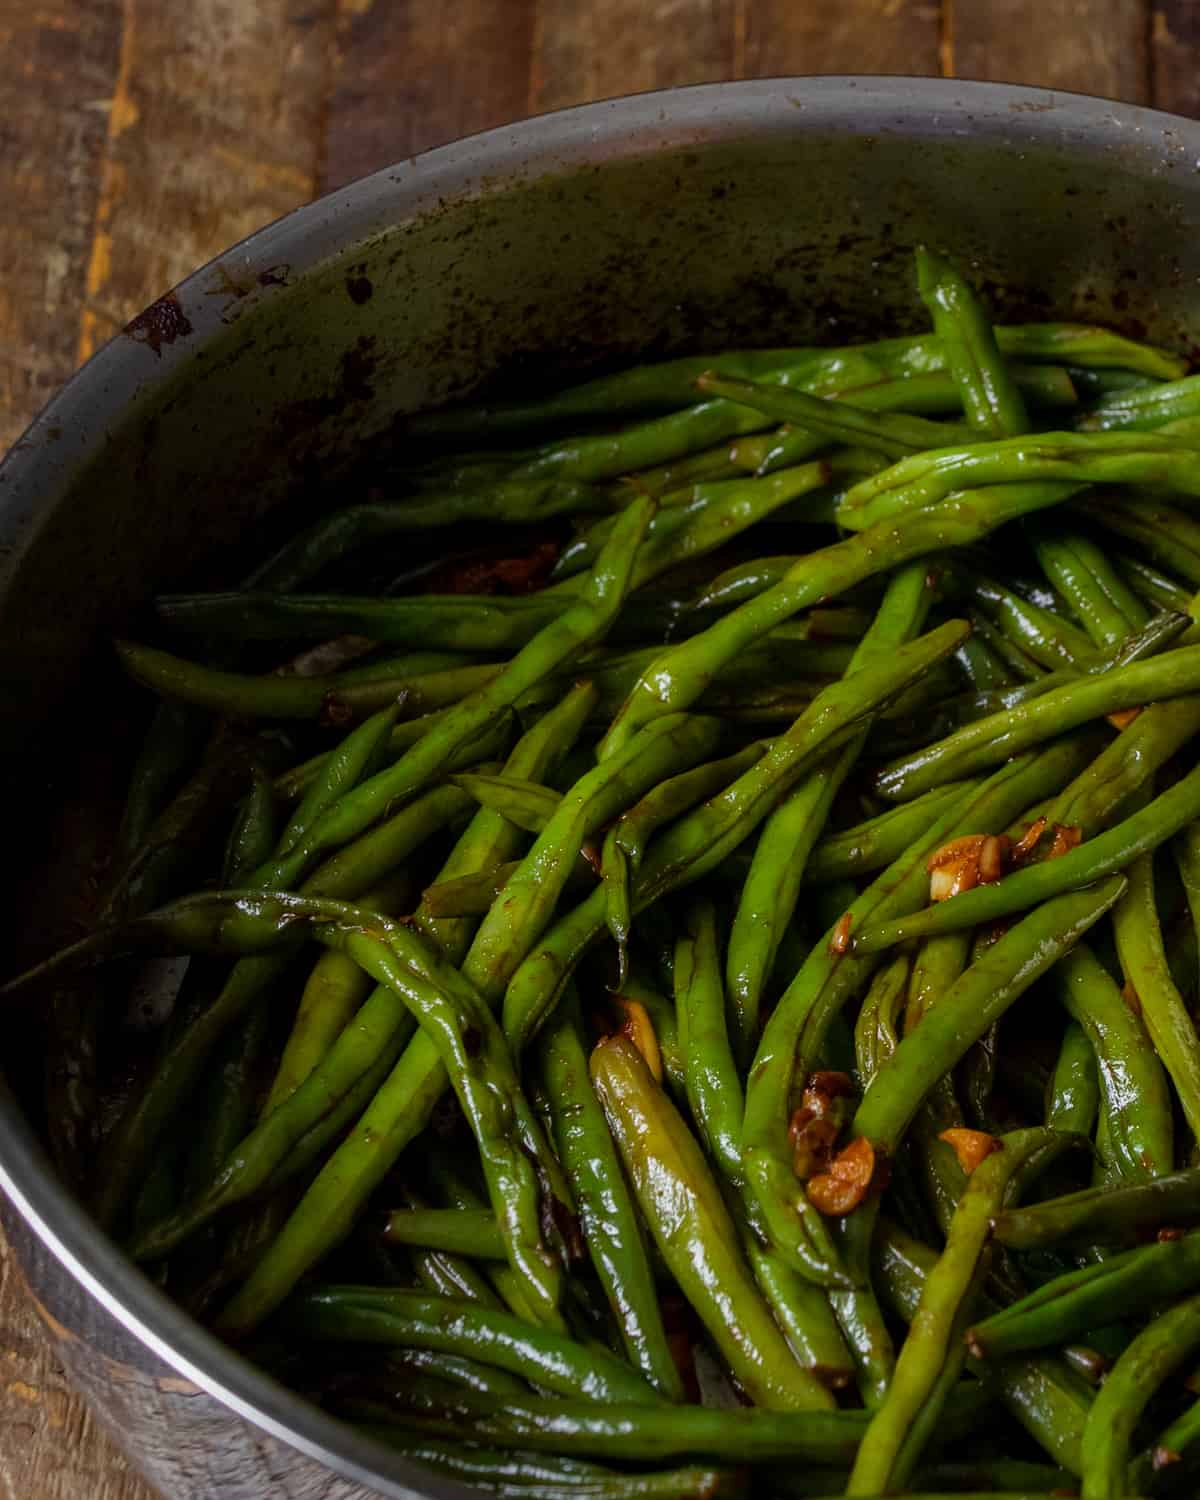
[735,0,941,76]
[529,0,734,112]
[322,0,537,192]
[1151,1,1200,116]
[78,0,337,363]
[0,1224,154,1500]
[945,0,1150,101]
[0,0,121,453]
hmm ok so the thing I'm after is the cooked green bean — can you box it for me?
[537,997,684,1401]
[1054,942,1173,1182]
[838,431,1200,534]
[598,480,1087,759]
[1045,1021,1099,1137]
[591,1035,836,1411]
[992,1166,1200,1249]
[916,246,1030,438]
[1112,843,1200,1143]
[968,1234,1200,1361]
[288,1286,660,1404]
[346,1381,868,1462]
[1080,1289,1200,1499]
[854,756,1200,951]
[848,1129,1070,1494]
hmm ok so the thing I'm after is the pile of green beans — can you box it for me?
[20,246,1200,1499]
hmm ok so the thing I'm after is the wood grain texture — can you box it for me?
[529,0,734,111]
[0,1225,154,1500]
[77,0,336,362]
[1151,1,1200,116]
[0,0,121,452]
[735,0,941,75]
[322,0,537,192]
[945,0,1150,100]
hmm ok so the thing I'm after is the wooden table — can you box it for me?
[3,0,1200,1494]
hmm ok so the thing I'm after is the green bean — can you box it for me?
[623,441,745,494]
[992,1166,1200,1249]
[159,591,569,653]
[502,619,969,1079]
[1077,493,1200,589]
[112,701,204,871]
[967,1234,1200,1361]
[904,934,972,1235]
[855,751,1200,952]
[546,463,832,589]
[467,713,721,1015]
[874,638,1200,802]
[537,996,684,1401]
[129,959,423,1259]
[1077,372,1200,433]
[453,772,562,834]
[727,560,933,1058]
[116,639,504,722]
[289,1287,660,1404]
[1046,1021,1099,1137]
[384,1348,533,1403]
[263,947,375,1117]
[831,882,1118,1404]
[252,494,653,896]
[964,610,1041,683]
[838,431,1200,534]
[916,247,1030,438]
[958,569,1095,669]
[740,739,1097,1316]
[403,1195,509,1310]
[1173,821,1200,1004]
[694,554,800,611]
[359,1431,741,1500]
[1127,1395,1200,1495]
[1115,554,1195,614]
[247,482,618,590]
[182,1000,273,1206]
[1112,845,1200,1144]
[591,1034,836,1411]
[1030,532,1147,647]
[618,970,688,1100]
[418,861,537,918]
[740,1234,856,1391]
[696,371,972,460]
[421,1154,555,1328]
[210,694,595,1332]
[911,1462,1076,1494]
[346,1381,868,1463]
[874,1218,1092,1475]
[803,783,983,885]
[90,709,439,1228]
[221,762,278,882]
[383,1207,506,1259]
[729,365,1079,478]
[598,480,1087,759]
[234,902,567,1328]
[855,955,911,1089]
[1056,942,1173,1182]
[848,1129,1066,1494]
[405,326,1182,444]
[1081,1289,1200,1499]
[675,896,744,1185]
[602,744,766,987]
